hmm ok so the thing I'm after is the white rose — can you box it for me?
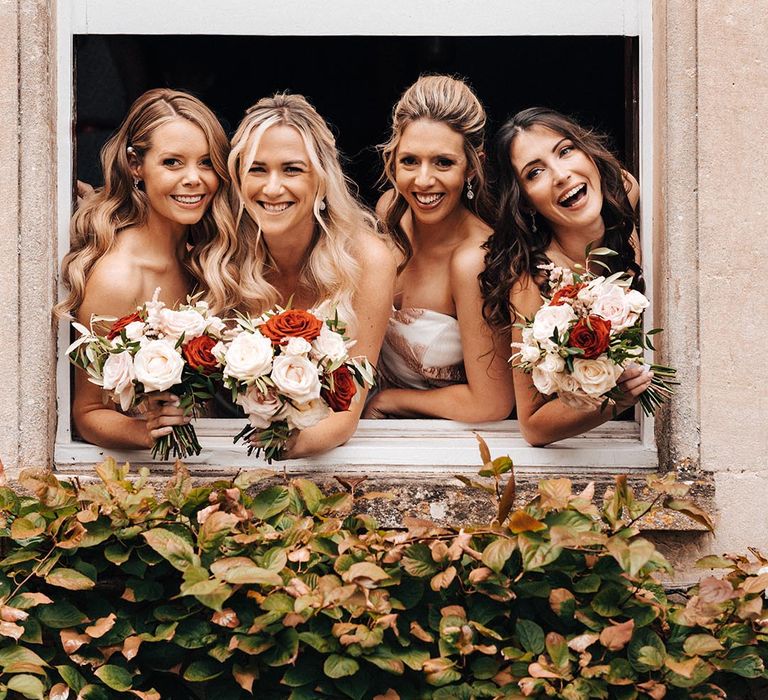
[532,304,575,345]
[311,324,348,362]
[559,390,602,411]
[556,373,582,394]
[532,366,559,396]
[133,339,185,392]
[102,352,136,411]
[270,354,322,403]
[283,399,330,431]
[223,331,274,382]
[513,341,541,365]
[591,284,633,332]
[156,308,208,342]
[283,337,312,356]
[236,386,282,429]
[571,356,623,396]
[204,315,226,337]
[538,352,565,374]
[624,289,650,315]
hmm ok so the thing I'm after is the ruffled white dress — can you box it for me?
[377,307,466,390]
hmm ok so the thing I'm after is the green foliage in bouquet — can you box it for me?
[0,444,766,699]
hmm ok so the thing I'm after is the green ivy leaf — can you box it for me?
[402,544,440,578]
[0,646,48,670]
[44,567,95,590]
[251,486,291,520]
[36,601,88,629]
[93,665,133,692]
[183,658,224,682]
[294,478,324,515]
[6,674,44,699]
[481,537,516,574]
[684,634,725,656]
[628,627,666,672]
[516,619,545,655]
[210,556,283,586]
[142,527,200,572]
[56,665,87,693]
[324,654,360,679]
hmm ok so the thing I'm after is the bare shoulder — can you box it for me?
[449,217,493,278]
[356,232,397,280]
[622,170,640,208]
[80,247,145,321]
[510,272,545,318]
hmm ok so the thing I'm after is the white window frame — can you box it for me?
[54,0,657,474]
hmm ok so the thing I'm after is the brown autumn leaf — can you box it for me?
[85,613,116,639]
[0,620,24,640]
[430,566,457,591]
[741,573,768,595]
[441,605,466,619]
[637,680,668,699]
[468,567,494,584]
[0,605,29,623]
[476,433,492,465]
[698,576,737,603]
[429,540,450,563]
[122,636,142,660]
[567,632,599,653]
[599,619,635,651]
[60,629,90,654]
[737,596,763,620]
[549,588,575,615]
[508,510,547,534]
[233,662,258,694]
[211,609,240,628]
[410,620,434,643]
[528,661,562,679]
[665,655,702,678]
[497,470,517,525]
[538,478,572,510]
[283,612,305,627]
[373,690,400,700]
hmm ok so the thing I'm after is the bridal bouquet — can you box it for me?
[512,248,676,415]
[67,289,225,459]
[215,307,374,462]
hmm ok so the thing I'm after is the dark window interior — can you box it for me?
[75,35,638,206]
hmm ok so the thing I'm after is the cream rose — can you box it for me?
[156,308,208,342]
[236,386,282,429]
[624,289,650,315]
[223,331,274,382]
[102,352,136,411]
[532,366,559,396]
[591,284,634,331]
[284,337,312,356]
[311,324,348,362]
[283,399,330,431]
[270,354,322,403]
[571,356,623,396]
[532,304,575,344]
[513,340,541,365]
[133,339,185,392]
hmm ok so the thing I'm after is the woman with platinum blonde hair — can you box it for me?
[57,88,239,450]
[227,92,395,457]
[364,74,514,421]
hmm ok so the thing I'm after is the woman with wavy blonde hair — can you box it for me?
[228,92,395,457]
[364,74,514,421]
[58,87,239,450]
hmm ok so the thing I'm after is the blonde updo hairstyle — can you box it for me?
[57,88,238,317]
[379,74,492,271]
[228,93,375,327]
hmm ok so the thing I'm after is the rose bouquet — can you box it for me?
[67,289,225,459]
[214,307,374,462]
[512,248,677,415]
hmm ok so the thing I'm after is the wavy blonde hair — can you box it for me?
[379,74,492,271]
[57,88,239,318]
[228,93,375,327]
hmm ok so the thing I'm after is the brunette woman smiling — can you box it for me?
[480,107,652,446]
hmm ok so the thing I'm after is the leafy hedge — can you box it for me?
[0,442,767,699]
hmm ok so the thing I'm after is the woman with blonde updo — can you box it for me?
[57,88,239,450]
[227,92,395,457]
[364,75,514,420]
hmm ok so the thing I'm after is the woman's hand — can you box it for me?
[614,363,654,409]
[248,428,299,460]
[362,392,392,419]
[143,392,190,447]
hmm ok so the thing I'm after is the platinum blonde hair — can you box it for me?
[56,88,239,317]
[228,93,375,327]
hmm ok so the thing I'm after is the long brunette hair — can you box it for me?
[480,107,643,330]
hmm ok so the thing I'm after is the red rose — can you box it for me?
[260,309,324,345]
[183,335,219,374]
[550,283,585,306]
[106,311,142,340]
[322,366,357,412]
[568,315,612,359]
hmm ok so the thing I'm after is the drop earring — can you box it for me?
[133,177,140,188]
[466,178,474,200]
[319,199,326,211]
[529,211,537,233]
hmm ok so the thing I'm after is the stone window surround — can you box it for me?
[1,1,700,494]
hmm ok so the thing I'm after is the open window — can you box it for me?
[55,0,657,475]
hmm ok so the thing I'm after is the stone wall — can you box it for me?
[1,0,767,567]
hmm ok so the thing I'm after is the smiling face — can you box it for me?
[243,124,320,240]
[510,124,603,236]
[134,118,218,231]
[394,119,469,226]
